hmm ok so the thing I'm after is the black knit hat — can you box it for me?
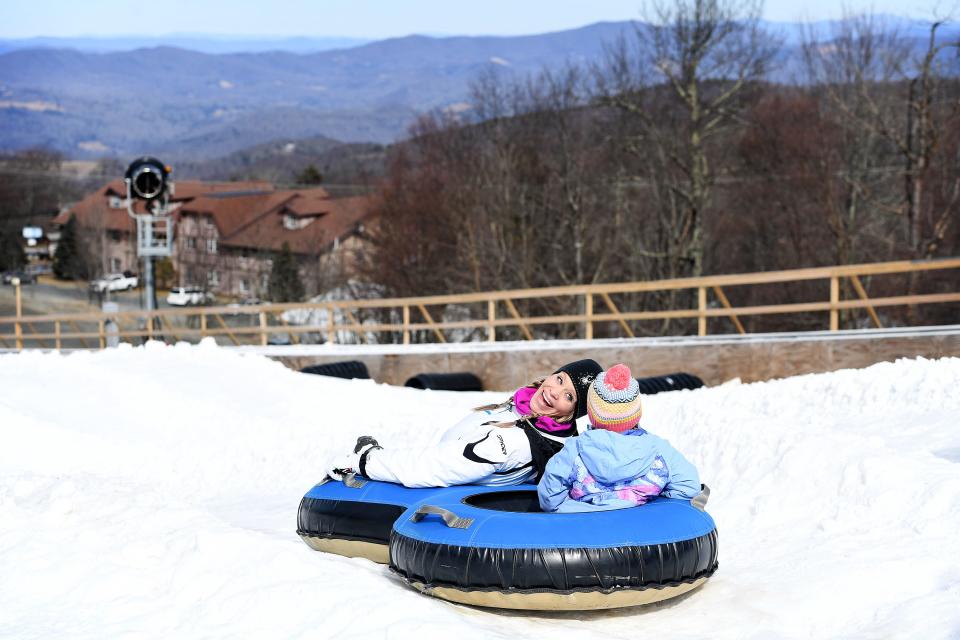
[554,358,603,420]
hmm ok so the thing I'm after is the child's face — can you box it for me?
[529,372,576,419]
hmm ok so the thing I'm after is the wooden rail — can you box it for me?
[1,258,958,350]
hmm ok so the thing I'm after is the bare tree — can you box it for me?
[803,13,960,260]
[596,0,778,282]
[800,14,907,269]
[898,20,960,258]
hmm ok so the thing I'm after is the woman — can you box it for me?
[326,359,602,488]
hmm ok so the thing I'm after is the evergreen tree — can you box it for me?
[268,242,304,302]
[154,257,176,289]
[295,164,324,185]
[0,226,26,272]
[53,214,84,280]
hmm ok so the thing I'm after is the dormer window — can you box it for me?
[108,196,125,209]
[283,213,317,230]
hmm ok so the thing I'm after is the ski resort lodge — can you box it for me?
[52,180,378,298]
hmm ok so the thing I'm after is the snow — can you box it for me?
[1,340,959,639]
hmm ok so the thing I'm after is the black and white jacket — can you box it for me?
[361,404,577,488]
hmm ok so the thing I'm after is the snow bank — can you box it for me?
[1,341,958,639]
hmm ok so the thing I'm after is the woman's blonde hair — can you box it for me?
[473,377,574,427]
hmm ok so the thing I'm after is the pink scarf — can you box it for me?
[513,386,567,433]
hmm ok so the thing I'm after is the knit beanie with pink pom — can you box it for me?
[586,363,643,433]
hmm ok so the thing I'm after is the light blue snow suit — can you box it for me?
[537,427,701,513]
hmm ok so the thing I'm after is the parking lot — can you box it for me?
[0,276,151,318]
[0,277,277,348]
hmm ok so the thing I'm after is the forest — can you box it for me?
[360,2,960,335]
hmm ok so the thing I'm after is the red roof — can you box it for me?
[226,194,376,254]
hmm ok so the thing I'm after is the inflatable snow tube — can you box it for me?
[635,372,705,395]
[404,372,483,391]
[390,486,718,611]
[300,360,370,380]
[297,476,442,563]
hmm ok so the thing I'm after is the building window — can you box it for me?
[206,238,217,253]
[108,196,124,209]
[110,257,122,272]
[239,278,249,293]
[208,271,220,287]
[186,237,197,249]
[283,214,316,230]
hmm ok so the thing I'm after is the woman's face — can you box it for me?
[529,371,577,419]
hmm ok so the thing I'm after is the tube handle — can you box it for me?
[691,484,710,511]
[410,505,474,529]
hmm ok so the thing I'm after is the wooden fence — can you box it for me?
[1,258,958,350]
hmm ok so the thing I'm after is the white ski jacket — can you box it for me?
[361,404,540,488]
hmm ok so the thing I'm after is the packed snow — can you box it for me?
[1,340,958,639]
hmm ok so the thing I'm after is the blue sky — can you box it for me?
[0,0,941,39]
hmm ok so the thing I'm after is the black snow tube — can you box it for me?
[404,372,483,391]
[635,372,704,395]
[300,360,370,380]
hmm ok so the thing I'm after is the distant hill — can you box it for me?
[0,18,956,159]
[173,135,386,192]
[0,22,635,158]
[0,35,371,55]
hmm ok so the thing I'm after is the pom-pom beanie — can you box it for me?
[586,363,643,433]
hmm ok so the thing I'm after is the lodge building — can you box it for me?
[52,180,378,299]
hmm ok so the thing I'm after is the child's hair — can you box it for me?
[473,377,575,427]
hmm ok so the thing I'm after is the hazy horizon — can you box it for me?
[1,0,940,40]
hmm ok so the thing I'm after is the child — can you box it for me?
[537,363,701,513]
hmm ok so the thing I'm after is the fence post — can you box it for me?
[98,319,105,349]
[55,320,61,350]
[487,299,496,342]
[326,304,335,344]
[200,312,207,339]
[584,293,593,340]
[698,287,707,336]
[830,276,839,331]
[402,305,410,345]
[259,311,267,346]
[14,280,22,350]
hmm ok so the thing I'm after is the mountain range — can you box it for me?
[0,35,371,55]
[1,18,956,160]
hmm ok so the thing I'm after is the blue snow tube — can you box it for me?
[389,485,718,610]
[297,476,444,563]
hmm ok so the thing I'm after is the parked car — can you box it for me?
[90,272,138,293]
[24,263,52,275]
[2,270,37,285]
[166,286,214,306]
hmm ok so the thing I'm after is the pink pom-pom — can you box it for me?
[604,363,632,391]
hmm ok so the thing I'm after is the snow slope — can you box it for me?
[1,340,958,639]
